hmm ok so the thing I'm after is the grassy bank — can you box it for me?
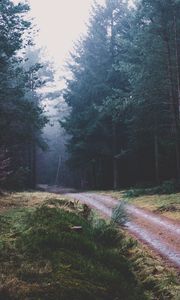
[0,192,146,300]
[0,192,179,300]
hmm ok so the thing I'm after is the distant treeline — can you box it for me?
[63,0,180,189]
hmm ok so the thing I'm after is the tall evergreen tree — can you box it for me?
[0,0,48,189]
[63,0,180,188]
[63,0,131,189]
[128,0,180,182]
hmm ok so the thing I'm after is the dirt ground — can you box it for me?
[65,192,180,270]
[1,187,180,270]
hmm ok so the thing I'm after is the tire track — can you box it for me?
[67,192,180,269]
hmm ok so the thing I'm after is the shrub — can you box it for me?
[124,188,146,198]
[111,202,128,226]
[124,180,177,198]
[155,180,176,194]
[92,219,122,247]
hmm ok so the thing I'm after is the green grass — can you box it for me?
[0,201,147,300]
[0,192,179,300]
[125,236,180,300]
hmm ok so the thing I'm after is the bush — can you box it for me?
[124,180,177,198]
[154,180,176,194]
[124,188,146,198]
[92,219,122,247]
[111,202,128,226]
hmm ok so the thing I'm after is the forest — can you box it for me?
[0,1,180,299]
[1,0,180,191]
[0,0,49,190]
[63,0,180,190]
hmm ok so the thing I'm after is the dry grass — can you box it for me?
[0,191,71,212]
[127,194,180,221]
[97,190,125,199]
[124,234,180,300]
[99,191,180,221]
[0,192,148,300]
[0,191,180,300]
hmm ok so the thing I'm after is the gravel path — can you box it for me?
[67,192,180,269]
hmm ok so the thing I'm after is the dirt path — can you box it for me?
[67,192,180,269]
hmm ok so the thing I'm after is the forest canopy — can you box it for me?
[1,0,180,191]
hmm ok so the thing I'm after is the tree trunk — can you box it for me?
[92,161,97,189]
[109,10,119,190]
[154,133,160,184]
[174,15,180,117]
[55,154,62,185]
[164,33,180,180]
[175,136,180,181]
[32,141,36,189]
[173,14,180,181]
[112,123,118,190]
[113,158,118,190]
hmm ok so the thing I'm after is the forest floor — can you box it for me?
[0,191,147,300]
[37,185,180,270]
[0,190,180,299]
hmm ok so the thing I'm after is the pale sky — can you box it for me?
[28,0,105,68]
[14,0,133,90]
[17,0,134,122]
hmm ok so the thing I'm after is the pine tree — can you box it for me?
[0,0,48,189]
[63,0,131,189]
[129,0,180,182]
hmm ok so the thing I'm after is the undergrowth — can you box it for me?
[124,180,178,198]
